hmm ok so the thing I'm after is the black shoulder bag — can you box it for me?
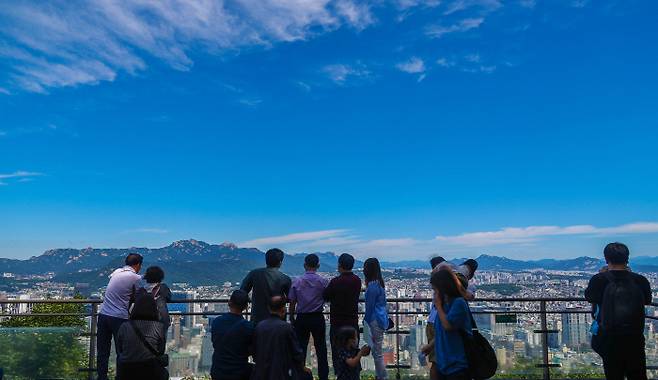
[460,306,497,380]
[129,321,169,368]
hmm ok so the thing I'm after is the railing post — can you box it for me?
[540,300,550,380]
[88,302,98,380]
[395,300,401,380]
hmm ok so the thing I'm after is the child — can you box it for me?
[334,326,371,380]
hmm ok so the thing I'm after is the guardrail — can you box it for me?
[1,297,657,380]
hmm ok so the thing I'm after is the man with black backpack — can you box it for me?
[585,242,652,380]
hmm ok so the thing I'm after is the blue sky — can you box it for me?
[1,0,658,261]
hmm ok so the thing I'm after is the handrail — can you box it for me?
[1,297,656,380]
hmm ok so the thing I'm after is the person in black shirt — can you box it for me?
[241,248,292,324]
[585,242,652,380]
[250,296,312,380]
[211,290,255,380]
[323,253,362,375]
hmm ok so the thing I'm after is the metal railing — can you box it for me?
[1,297,657,380]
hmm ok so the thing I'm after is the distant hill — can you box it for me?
[2,240,658,289]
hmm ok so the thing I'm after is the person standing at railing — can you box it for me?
[421,256,446,380]
[115,290,168,380]
[289,253,330,380]
[97,253,144,380]
[323,253,362,377]
[363,257,390,380]
[251,296,312,380]
[143,266,172,340]
[585,242,652,380]
[240,248,292,324]
[211,290,255,380]
[430,268,473,380]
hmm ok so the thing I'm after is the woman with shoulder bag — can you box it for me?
[116,291,169,380]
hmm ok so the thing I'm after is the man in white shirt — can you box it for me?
[97,253,143,380]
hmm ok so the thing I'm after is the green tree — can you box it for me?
[0,297,88,380]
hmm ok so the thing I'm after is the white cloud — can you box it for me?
[0,0,375,93]
[0,171,43,185]
[425,17,485,38]
[323,63,371,84]
[442,0,502,15]
[426,17,484,38]
[0,87,10,95]
[334,0,375,30]
[436,57,456,67]
[241,229,349,247]
[436,222,658,247]
[238,98,263,107]
[396,57,426,74]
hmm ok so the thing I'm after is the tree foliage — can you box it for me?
[0,297,88,379]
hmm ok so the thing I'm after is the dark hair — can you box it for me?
[229,289,250,311]
[130,293,159,321]
[335,325,358,348]
[125,253,143,267]
[604,242,630,265]
[462,259,479,276]
[305,253,320,268]
[268,295,287,312]
[430,256,446,269]
[430,269,462,299]
[363,257,385,288]
[338,253,355,271]
[144,266,165,284]
[265,248,285,267]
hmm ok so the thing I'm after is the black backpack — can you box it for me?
[599,271,645,335]
[461,306,498,380]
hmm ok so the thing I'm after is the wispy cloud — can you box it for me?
[241,229,350,247]
[426,17,485,38]
[323,63,372,85]
[0,0,375,93]
[396,57,426,73]
[238,98,263,107]
[442,0,502,15]
[0,171,43,185]
[436,222,658,247]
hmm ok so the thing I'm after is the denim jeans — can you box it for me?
[96,314,127,380]
[367,320,388,379]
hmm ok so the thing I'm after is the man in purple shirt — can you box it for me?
[289,254,329,380]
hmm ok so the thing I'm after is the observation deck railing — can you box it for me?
[1,297,657,380]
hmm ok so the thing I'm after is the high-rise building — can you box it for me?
[561,310,591,348]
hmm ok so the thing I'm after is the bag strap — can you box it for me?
[129,320,162,357]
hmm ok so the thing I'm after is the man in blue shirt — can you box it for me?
[211,290,255,380]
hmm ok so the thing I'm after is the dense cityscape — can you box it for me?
[2,265,658,379]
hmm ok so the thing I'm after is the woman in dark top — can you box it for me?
[116,293,168,380]
[143,266,172,338]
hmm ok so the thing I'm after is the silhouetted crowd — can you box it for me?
[96,242,652,380]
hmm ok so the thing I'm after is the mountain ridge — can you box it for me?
[2,239,658,289]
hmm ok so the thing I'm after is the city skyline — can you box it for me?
[2,1,658,260]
